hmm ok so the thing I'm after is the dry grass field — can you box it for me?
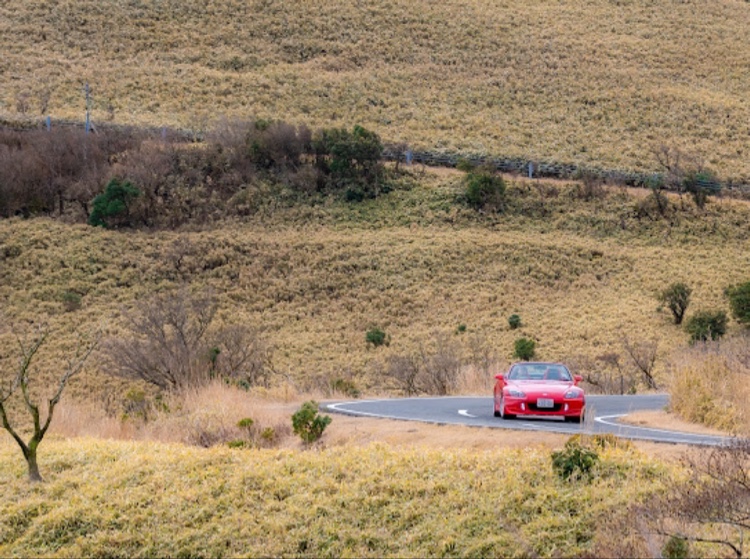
[2,0,750,179]
[1,172,748,406]
[2,2,750,554]
[0,433,677,558]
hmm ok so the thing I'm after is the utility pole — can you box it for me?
[84,83,91,134]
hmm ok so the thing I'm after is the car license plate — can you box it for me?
[537,398,554,408]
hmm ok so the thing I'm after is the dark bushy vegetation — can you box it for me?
[0,127,140,218]
[727,281,750,326]
[0,120,388,229]
[513,337,536,361]
[658,282,692,325]
[684,310,728,343]
[291,401,332,445]
[463,164,506,211]
[551,437,600,481]
[88,178,140,228]
[365,326,389,348]
[508,314,522,330]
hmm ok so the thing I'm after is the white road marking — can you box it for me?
[458,409,476,418]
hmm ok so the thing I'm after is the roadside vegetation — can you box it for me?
[0,435,675,558]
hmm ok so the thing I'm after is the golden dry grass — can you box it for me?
[668,334,750,433]
[2,0,750,179]
[0,433,678,558]
[1,174,749,408]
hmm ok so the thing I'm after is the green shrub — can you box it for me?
[365,327,389,348]
[551,438,600,481]
[727,281,750,326]
[456,158,475,172]
[291,401,332,445]
[464,165,505,211]
[513,337,536,361]
[685,310,728,343]
[260,427,276,443]
[456,323,467,334]
[662,536,689,559]
[88,178,141,228]
[658,282,692,325]
[237,417,254,430]
[330,378,360,398]
[61,290,82,312]
[312,125,384,198]
[508,314,522,330]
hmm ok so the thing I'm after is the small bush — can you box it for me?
[658,282,692,325]
[330,378,360,398]
[291,401,332,445]
[513,337,536,361]
[508,314,522,330]
[727,281,750,326]
[456,323,467,334]
[662,536,689,559]
[237,417,254,430]
[366,327,389,348]
[260,427,276,443]
[551,438,600,481]
[685,310,728,343]
[88,178,141,228]
[61,290,82,312]
[464,165,505,211]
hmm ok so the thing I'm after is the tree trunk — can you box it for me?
[26,439,43,482]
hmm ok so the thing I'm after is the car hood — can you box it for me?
[506,381,577,395]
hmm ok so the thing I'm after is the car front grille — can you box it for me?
[528,403,563,412]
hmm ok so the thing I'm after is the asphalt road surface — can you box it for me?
[323,394,734,446]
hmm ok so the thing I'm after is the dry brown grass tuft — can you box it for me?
[668,334,750,433]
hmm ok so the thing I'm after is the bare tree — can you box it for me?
[566,352,637,395]
[385,353,422,396]
[418,334,463,395]
[0,324,98,482]
[622,336,659,390]
[212,324,275,388]
[640,438,750,558]
[105,288,218,391]
[105,288,274,392]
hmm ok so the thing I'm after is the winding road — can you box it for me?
[324,394,734,446]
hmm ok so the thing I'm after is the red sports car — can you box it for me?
[494,362,585,423]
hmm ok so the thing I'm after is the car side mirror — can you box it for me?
[573,375,583,385]
[494,373,505,382]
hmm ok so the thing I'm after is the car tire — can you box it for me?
[494,410,501,418]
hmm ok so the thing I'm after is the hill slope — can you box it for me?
[1,173,748,400]
[2,0,750,177]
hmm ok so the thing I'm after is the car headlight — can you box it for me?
[506,389,526,398]
[564,389,583,399]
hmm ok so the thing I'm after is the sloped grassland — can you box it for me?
[1,0,750,179]
[2,1,750,556]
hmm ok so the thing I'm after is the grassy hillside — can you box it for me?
[2,0,750,178]
[0,437,673,558]
[1,171,748,404]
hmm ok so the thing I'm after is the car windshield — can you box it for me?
[507,364,572,382]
